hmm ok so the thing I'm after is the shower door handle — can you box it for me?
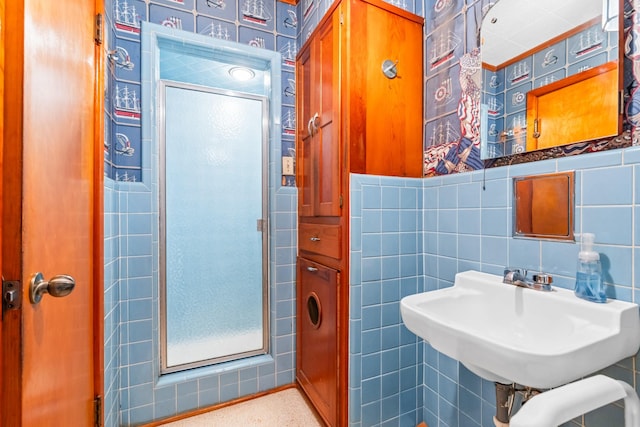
[29,272,76,304]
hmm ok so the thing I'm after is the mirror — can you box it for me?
[480,0,622,160]
[513,172,575,240]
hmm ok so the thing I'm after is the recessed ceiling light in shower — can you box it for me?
[229,66,255,81]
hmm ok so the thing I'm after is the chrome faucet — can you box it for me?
[503,268,553,292]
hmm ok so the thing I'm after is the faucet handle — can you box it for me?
[504,267,527,277]
[532,273,553,285]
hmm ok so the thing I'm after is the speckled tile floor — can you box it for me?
[160,388,324,426]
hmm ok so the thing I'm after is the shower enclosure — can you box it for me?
[158,51,270,374]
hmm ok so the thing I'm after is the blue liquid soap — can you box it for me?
[574,233,606,303]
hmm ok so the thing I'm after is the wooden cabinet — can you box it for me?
[296,258,339,426]
[295,0,423,425]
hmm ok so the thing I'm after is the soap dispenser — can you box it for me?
[574,233,606,303]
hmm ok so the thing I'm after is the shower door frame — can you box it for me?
[158,80,270,374]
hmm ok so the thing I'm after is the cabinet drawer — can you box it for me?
[299,223,341,259]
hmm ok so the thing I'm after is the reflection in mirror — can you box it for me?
[480,0,621,160]
[513,172,575,240]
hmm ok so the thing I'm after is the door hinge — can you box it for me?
[95,13,103,45]
[339,194,343,208]
[620,90,626,115]
[2,278,22,313]
[340,11,344,25]
[94,395,103,427]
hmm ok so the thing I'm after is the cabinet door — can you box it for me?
[348,0,424,177]
[296,257,339,426]
[296,45,314,217]
[314,12,342,217]
[295,8,342,218]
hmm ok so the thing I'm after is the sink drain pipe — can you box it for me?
[494,382,543,426]
[494,382,513,426]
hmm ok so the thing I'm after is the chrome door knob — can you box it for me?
[29,272,76,304]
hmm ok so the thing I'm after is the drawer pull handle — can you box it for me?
[309,236,321,242]
[307,266,319,272]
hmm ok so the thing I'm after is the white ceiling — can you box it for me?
[481,0,603,67]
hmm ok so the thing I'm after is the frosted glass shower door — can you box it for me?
[160,82,268,372]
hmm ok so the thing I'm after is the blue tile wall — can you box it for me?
[348,147,640,427]
[418,147,640,427]
[104,4,297,425]
[350,174,424,427]
[104,179,121,427]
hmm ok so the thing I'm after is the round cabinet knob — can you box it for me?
[29,272,76,304]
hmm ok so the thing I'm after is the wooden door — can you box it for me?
[296,44,314,217]
[314,9,342,218]
[2,0,104,426]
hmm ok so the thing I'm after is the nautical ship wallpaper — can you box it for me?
[105,0,297,183]
[105,0,640,183]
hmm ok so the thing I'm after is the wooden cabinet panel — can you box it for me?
[347,0,424,177]
[294,2,424,425]
[299,223,341,259]
[296,46,314,217]
[297,258,339,426]
[296,9,342,219]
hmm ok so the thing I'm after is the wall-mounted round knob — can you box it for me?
[382,59,399,79]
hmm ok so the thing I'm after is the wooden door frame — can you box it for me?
[2,1,25,424]
[0,1,105,425]
[0,0,5,419]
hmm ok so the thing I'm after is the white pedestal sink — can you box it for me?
[400,270,640,389]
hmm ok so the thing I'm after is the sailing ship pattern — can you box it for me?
[242,0,272,26]
[302,0,315,21]
[280,40,297,68]
[535,71,563,88]
[427,119,460,147]
[508,60,530,85]
[115,170,139,182]
[570,26,605,58]
[113,84,141,121]
[485,95,503,117]
[282,108,296,136]
[200,21,232,40]
[114,0,141,34]
[428,30,462,70]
